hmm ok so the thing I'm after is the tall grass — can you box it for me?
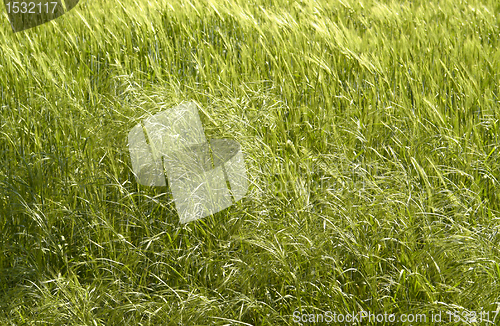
[0,0,499,324]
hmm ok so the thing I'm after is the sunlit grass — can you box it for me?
[0,0,499,324]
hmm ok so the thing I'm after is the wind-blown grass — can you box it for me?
[0,0,499,324]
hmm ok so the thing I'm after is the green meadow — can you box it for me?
[0,0,499,324]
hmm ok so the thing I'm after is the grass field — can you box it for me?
[0,0,499,324]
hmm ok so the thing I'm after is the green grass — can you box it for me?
[0,0,499,324]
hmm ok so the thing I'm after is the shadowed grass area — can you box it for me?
[0,0,499,324]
